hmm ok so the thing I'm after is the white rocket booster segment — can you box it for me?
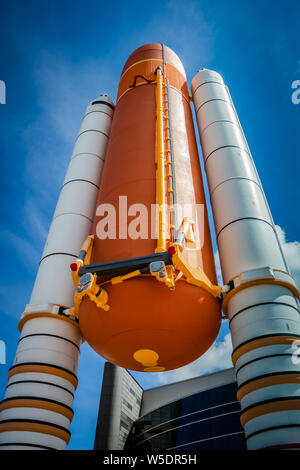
[30,95,114,307]
[0,95,114,450]
[191,69,300,450]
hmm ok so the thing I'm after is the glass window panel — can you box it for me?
[124,382,245,451]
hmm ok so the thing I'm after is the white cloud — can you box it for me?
[33,52,117,145]
[214,225,300,290]
[23,198,49,243]
[0,228,40,268]
[21,50,118,202]
[156,332,233,385]
[135,0,214,80]
[275,225,300,289]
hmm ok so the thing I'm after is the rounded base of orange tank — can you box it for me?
[78,277,221,372]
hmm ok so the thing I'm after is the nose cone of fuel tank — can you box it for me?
[121,43,187,78]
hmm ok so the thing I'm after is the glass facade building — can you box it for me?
[124,382,246,450]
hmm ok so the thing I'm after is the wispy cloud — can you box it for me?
[23,197,49,242]
[33,52,117,144]
[276,225,300,289]
[139,0,214,79]
[20,50,118,205]
[132,325,233,390]
[0,228,40,269]
[154,332,233,385]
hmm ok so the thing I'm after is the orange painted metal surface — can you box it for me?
[78,44,221,372]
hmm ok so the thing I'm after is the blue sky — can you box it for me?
[0,0,299,450]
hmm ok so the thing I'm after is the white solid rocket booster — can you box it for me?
[0,95,114,450]
[191,69,300,450]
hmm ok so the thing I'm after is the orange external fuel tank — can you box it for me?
[78,44,221,372]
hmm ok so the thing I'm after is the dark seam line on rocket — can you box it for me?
[52,212,93,223]
[241,396,300,414]
[204,145,250,165]
[231,333,300,358]
[6,380,75,398]
[84,110,113,119]
[62,179,100,190]
[1,396,74,414]
[91,100,114,110]
[195,98,230,115]
[0,442,57,450]
[39,252,78,265]
[71,152,105,162]
[192,80,224,96]
[229,302,300,326]
[120,48,170,73]
[246,424,300,440]
[0,418,71,435]
[200,119,242,137]
[121,52,184,79]
[117,80,156,104]
[18,333,80,352]
[117,81,189,106]
[8,362,78,381]
[237,371,300,391]
[75,129,109,142]
[235,354,297,375]
[210,177,261,198]
[216,217,274,239]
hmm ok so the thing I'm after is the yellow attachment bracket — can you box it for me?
[80,234,94,265]
[176,217,196,247]
[70,272,110,318]
[109,264,175,289]
[169,245,221,298]
[111,269,142,285]
[70,235,95,289]
[71,264,81,290]
[150,262,175,289]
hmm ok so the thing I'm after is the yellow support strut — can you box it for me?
[170,245,221,298]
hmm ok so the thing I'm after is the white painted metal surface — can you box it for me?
[30,95,114,307]
[192,69,300,450]
[0,95,114,450]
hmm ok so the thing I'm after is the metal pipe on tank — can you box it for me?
[191,69,300,450]
[155,67,167,253]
